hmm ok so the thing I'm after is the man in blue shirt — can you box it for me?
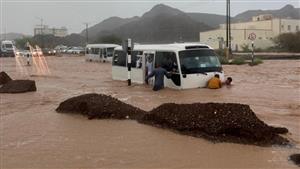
[146,64,170,91]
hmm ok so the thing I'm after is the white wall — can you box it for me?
[200,18,300,51]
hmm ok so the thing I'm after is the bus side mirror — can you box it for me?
[183,74,186,78]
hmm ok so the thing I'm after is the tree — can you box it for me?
[94,34,122,45]
[14,34,86,49]
[15,36,35,49]
[273,31,300,52]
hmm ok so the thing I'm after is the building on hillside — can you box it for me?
[34,25,68,37]
[199,15,300,51]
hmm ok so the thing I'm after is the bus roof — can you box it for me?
[1,40,14,44]
[114,43,213,52]
[86,44,120,48]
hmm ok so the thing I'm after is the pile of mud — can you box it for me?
[0,71,12,85]
[56,93,146,120]
[290,154,300,167]
[0,80,37,93]
[0,72,37,93]
[139,103,289,146]
[56,93,289,146]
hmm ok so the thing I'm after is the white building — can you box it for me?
[199,15,300,51]
[34,25,68,37]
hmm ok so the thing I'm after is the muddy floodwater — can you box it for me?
[1,56,299,168]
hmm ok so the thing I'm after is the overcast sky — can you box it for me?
[1,0,299,35]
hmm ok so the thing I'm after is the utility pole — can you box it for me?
[36,17,44,48]
[228,0,232,55]
[225,0,231,58]
[83,23,89,44]
[226,0,229,49]
[225,0,229,59]
[4,26,6,40]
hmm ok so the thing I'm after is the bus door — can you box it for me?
[155,51,181,88]
[144,51,155,85]
[103,48,107,62]
[130,50,144,84]
[99,48,103,62]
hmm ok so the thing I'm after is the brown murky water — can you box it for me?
[1,56,299,168]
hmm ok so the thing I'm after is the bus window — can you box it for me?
[97,48,100,54]
[179,49,221,74]
[103,48,107,58]
[107,48,114,57]
[155,51,178,72]
[113,50,126,67]
[131,51,143,68]
[92,48,99,54]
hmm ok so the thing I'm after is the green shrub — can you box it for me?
[240,44,251,52]
[218,56,229,64]
[230,57,246,65]
[249,58,263,66]
[215,49,225,57]
[273,31,300,52]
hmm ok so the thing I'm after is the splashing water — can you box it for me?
[31,45,51,75]
[14,48,28,76]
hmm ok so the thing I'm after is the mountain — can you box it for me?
[88,4,212,43]
[80,16,139,40]
[0,33,28,41]
[234,4,300,22]
[187,13,230,28]
[81,4,299,43]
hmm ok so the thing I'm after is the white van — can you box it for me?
[85,44,120,62]
[112,43,225,89]
[0,40,15,57]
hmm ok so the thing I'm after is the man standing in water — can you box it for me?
[146,64,169,91]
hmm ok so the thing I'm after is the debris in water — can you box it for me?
[0,71,12,85]
[290,154,300,167]
[56,93,146,120]
[139,103,289,146]
[0,80,37,93]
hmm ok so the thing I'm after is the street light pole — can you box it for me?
[83,23,89,44]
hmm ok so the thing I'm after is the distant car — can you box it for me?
[54,45,68,53]
[0,40,15,57]
[32,49,43,57]
[42,48,56,55]
[66,47,84,54]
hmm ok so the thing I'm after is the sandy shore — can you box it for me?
[1,55,299,168]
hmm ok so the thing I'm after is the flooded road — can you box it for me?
[1,56,299,168]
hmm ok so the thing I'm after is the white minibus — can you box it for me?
[112,43,225,89]
[85,44,120,62]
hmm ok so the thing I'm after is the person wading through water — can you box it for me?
[146,64,170,91]
[207,74,222,89]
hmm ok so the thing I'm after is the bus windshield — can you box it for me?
[107,48,114,57]
[179,49,222,74]
[5,44,13,48]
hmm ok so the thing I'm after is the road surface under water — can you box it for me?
[1,56,299,168]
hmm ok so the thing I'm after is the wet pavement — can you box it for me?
[1,56,299,168]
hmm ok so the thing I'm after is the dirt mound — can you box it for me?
[0,71,12,85]
[0,80,37,93]
[57,94,289,146]
[290,154,300,167]
[56,93,146,120]
[139,103,289,146]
